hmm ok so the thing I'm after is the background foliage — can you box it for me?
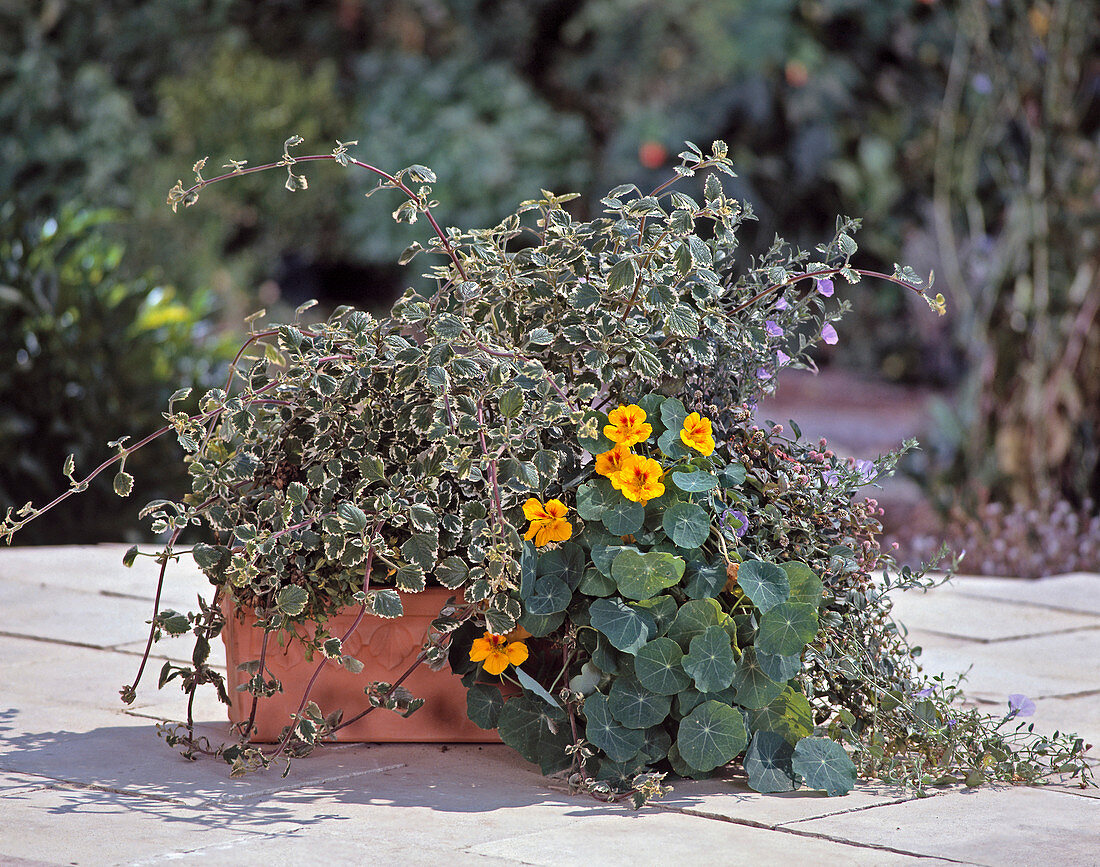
[2,0,1098,552]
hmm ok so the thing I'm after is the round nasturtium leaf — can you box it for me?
[537,542,585,589]
[781,561,824,607]
[736,560,790,613]
[731,646,786,710]
[676,700,748,773]
[602,497,646,536]
[791,737,858,796]
[662,502,711,549]
[744,731,799,793]
[525,574,572,615]
[466,683,505,730]
[666,598,726,649]
[670,469,720,493]
[756,650,803,684]
[612,548,685,600]
[608,676,672,729]
[682,626,737,693]
[684,560,727,600]
[631,594,678,636]
[584,692,646,762]
[746,686,814,746]
[756,602,819,657]
[577,479,611,520]
[590,597,651,654]
[633,637,692,695]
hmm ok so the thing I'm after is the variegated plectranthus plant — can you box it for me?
[5,139,1091,801]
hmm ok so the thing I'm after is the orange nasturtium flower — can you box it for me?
[469,632,529,676]
[680,411,715,456]
[522,497,573,547]
[604,404,652,447]
[595,443,633,489]
[616,455,666,505]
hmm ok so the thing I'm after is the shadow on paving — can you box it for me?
[0,709,688,826]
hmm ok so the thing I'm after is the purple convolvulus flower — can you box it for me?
[765,320,784,338]
[756,367,772,380]
[776,349,790,365]
[915,687,934,698]
[723,509,749,538]
[1007,694,1035,718]
[815,277,835,297]
[854,459,875,482]
[821,323,838,345]
[775,297,789,311]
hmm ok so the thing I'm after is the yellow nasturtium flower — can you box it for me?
[680,411,715,456]
[604,404,652,447]
[595,443,633,489]
[616,455,665,505]
[469,632,529,676]
[522,497,573,547]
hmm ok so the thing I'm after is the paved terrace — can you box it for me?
[1,545,1097,866]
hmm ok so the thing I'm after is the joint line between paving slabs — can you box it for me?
[913,624,1100,645]
[0,768,193,806]
[654,801,976,864]
[0,629,107,651]
[952,589,1100,618]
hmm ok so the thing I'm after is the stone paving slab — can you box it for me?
[908,626,1100,701]
[950,573,1100,616]
[888,585,1100,642]
[0,543,211,611]
[0,581,165,649]
[791,785,1100,865]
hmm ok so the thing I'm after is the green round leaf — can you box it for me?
[576,478,612,520]
[756,602,819,657]
[744,731,799,793]
[608,676,672,729]
[782,561,824,607]
[657,428,691,460]
[525,574,572,615]
[682,626,737,693]
[590,597,650,654]
[747,686,814,746]
[638,725,673,765]
[671,470,719,493]
[466,683,505,730]
[537,542,585,589]
[731,646,786,710]
[737,560,790,613]
[685,560,726,600]
[757,650,802,683]
[791,737,858,796]
[602,497,646,536]
[497,695,566,765]
[631,594,678,636]
[579,567,617,597]
[721,463,747,487]
[662,502,711,549]
[519,609,566,638]
[659,396,688,432]
[634,638,691,695]
[676,700,748,773]
[666,598,725,649]
[612,548,684,601]
[584,693,646,762]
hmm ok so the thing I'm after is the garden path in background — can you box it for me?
[756,366,943,538]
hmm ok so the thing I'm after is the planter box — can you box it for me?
[222,587,498,743]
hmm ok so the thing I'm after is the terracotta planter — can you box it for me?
[221,587,499,743]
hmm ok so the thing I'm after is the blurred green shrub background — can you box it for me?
[1,0,1097,553]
